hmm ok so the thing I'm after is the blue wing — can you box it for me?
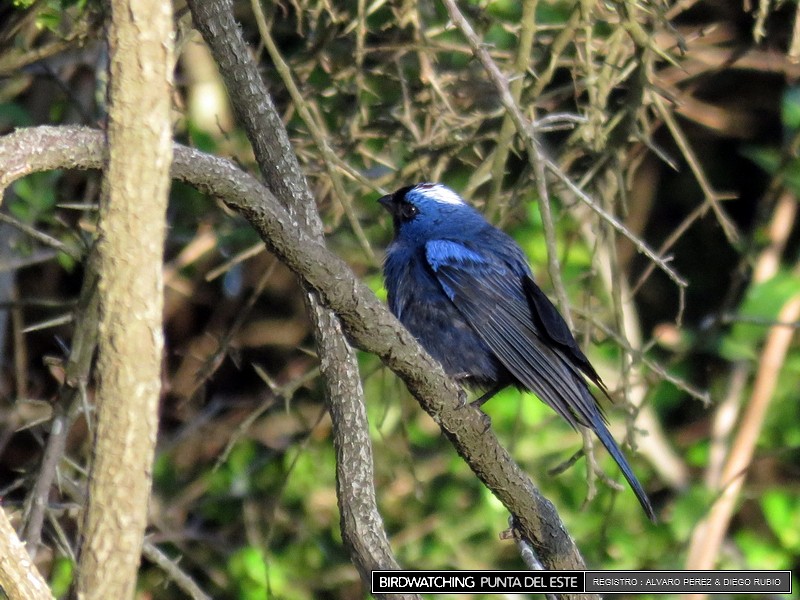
[425,238,599,427]
[425,237,655,520]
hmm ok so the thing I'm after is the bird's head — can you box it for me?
[378,183,483,243]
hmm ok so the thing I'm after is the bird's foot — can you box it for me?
[454,387,492,431]
[468,404,492,432]
[478,410,492,432]
[452,374,473,409]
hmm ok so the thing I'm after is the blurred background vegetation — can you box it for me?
[1,0,799,598]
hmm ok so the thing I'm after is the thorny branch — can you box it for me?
[184,0,408,593]
[439,0,687,304]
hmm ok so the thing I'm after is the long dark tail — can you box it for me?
[590,414,656,522]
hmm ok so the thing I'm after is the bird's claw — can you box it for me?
[454,389,491,431]
[478,410,492,432]
[470,403,492,432]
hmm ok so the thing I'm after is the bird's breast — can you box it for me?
[384,248,508,386]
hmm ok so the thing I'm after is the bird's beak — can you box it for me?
[378,194,393,211]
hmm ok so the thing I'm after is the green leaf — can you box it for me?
[720,271,800,361]
[56,250,78,272]
[36,8,62,32]
[668,486,717,541]
[761,489,800,552]
[49,556,74,598]
[0,103,33,128]
[9,171,59,223]
[228,547,269,600]
[740,145,800,196]
[365,272,388,301]
[781,86,800,131]
[734,530,792,569]
[487,0,522,21]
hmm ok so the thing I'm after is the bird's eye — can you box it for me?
[398,201,419,222]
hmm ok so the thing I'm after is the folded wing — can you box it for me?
[425,238,599,428]
[425,238,656,520]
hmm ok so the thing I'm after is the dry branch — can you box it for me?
[183,0,407,592]
[0,508,54,600]
[1,125,594,586]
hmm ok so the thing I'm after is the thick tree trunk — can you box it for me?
[74,0,174,597]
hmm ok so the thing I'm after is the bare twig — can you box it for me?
[439,0,574,328]
[790,1,800,64]
[0,213,82,261]
[205,242,263,281]
[181,259,279,400]
[706,193,797,489]
[484,0,537,222]
[650,93,739,244]
[142,541,212,600]
[22,313,73,333]
[22,257,99,556]
[250,0,378,262]
[214,364,320,468]
[509,516,559,600]
[549,155,689,291]
[440,0,687,306]
[753,0,770,43]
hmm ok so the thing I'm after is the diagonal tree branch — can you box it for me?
[183,0,407,593]
[21,252,99,556]
[0,126,595,590]
[0,507,54,600]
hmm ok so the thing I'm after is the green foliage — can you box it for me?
[11,0,88,32]
[8,172,59,224]
[761,490,800,555]
[741,86,800,195]
[0,102,33,128]
[49,556,74,599]
[781,85,800,132]
[227,547,268,600]
[720,271,800,361]
[741,145,800,197]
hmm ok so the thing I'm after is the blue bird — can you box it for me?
[379,182,655,521]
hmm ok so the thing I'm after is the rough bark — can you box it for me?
[0,508,54,600]
[73,0,174,596]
